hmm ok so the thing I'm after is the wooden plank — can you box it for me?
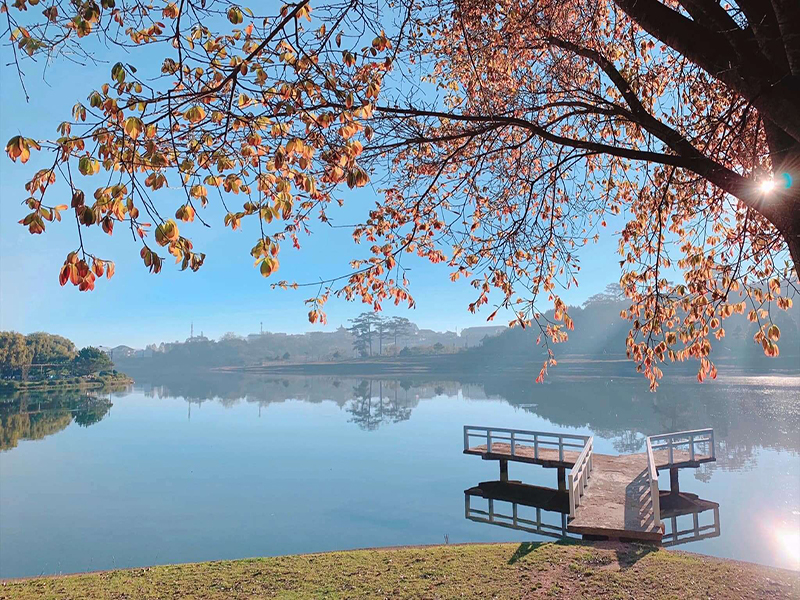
[566,453,663,542]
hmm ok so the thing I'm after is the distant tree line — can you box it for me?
[0,332,113,380]
[347,314,415,357]
[471,284,800,367]
[110,314,499,372]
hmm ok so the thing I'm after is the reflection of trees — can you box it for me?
[484,372,800,473]
[5,365,794,478]
[611,429,646,454]
[0,392,112,451]
[347,380,417,430]
[349,380,380,430]
[130,368,799,475]
[140,373,446,413]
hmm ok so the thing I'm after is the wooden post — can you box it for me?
[669,468,680,494]
[557,467,566,492]
[500,459,509,482]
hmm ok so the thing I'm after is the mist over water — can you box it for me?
[1,367,798,577]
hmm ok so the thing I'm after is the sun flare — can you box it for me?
[759,179,776,194]
[774,528,800,570]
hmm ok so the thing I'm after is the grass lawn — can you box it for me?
[2,541,798,599]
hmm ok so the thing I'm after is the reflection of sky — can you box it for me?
[1,376,799,577]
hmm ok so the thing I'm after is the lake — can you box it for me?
[1,367,799,578]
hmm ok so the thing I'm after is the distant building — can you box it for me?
[109,345,137,359]
[460,326,506,347]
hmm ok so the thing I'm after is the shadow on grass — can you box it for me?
[507,539,659,570]
[508,542,544,565]
[615,544,659,569]
[507,539,582,565]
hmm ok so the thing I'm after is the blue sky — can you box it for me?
[0,47,624,349]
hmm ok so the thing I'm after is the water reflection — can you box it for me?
[465,480,722,547]
[3,370,798,479]
[464,481,577,540]
[348,380,415,430]
[0,368,797,576]
[0,391,113,451]
[660,492,721,547]
[126,370,800,475]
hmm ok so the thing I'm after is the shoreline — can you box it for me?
[0,375,133,394]
[2,541,798,599]
[204,356,800,382]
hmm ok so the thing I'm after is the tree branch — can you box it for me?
[613,0,800,143]
[371,103,779,226]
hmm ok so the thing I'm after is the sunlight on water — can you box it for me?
[772,526,800,571]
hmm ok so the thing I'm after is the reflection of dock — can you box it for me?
[464,481,578,540]
[464,426,716,543]
[660,492,721,546]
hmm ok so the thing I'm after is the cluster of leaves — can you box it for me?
[5,0,400,297]
[3,0,799,387]
[58,251,114,291]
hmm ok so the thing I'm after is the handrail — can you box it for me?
[463,425,590,462]
[649,428,715,466]
[567,436,594,517]
[646,437,661,528]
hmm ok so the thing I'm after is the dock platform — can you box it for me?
[463,426,715,543]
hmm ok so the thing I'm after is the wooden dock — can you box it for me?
[463,426,715,543]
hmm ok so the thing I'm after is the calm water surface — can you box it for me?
[1,369,798,577]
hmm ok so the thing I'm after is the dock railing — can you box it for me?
[567,436,594,517]
[648,428,715,466]
[463,426,590,462]
[645,436,662,528]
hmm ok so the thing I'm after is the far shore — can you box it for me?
[200,353,800,381]
[2,541,797,599]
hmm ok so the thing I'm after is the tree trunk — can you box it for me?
[770,143,800,280]
[787,222,800,280]
[777,186,800,280]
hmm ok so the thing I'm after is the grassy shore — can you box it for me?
[0,373,133,393]
[2,542,798,599]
